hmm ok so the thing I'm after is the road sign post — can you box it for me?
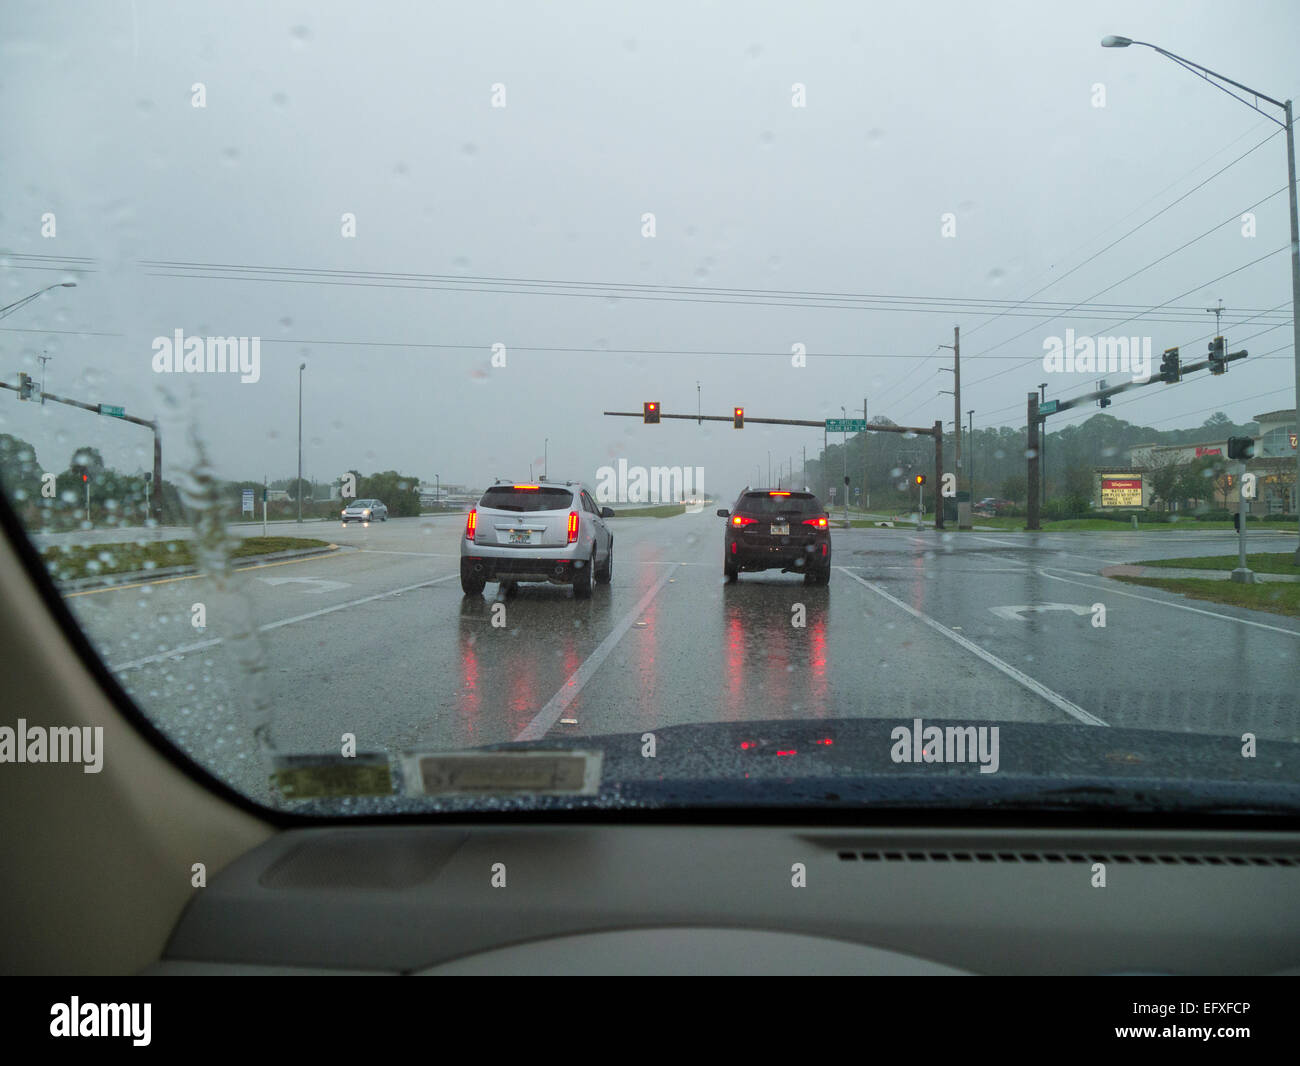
[1233,460,1254,583]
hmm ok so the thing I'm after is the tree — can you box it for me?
[357,470,421,517]
[1001,473,1027,503]
[1146,453,1183,513]
[1061,464,1093,512]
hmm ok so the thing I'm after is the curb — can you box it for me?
[53,544,342,592]
[1100,563,1300,583]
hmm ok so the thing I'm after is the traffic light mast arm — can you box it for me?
[1043,349,1248,416]
[605,411,942,436]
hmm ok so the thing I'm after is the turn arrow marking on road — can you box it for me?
[989,603,1093,622]
[260,576,350,594]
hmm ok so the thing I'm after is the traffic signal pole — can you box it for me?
[606,407,947,529]
[3,378,164,522]
[1026,348,1248,531]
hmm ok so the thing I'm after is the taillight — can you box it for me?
[731,515,756,527]
[567,510,579,543]
[465,509,477,540]
[802,515,829,528]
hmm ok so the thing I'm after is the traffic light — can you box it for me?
[914,474,926,485]
[1159,346,1181,383]
[1208,336,1226,374]
[643,401,660,424]
[17,372,33,400]
[1227,436,1255,460]
[1098,395,1111,408]
[733,406,744,429]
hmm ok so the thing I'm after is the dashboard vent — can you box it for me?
[836,850,1299,866]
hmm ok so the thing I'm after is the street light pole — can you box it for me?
[544,438,548,479]
[1038,382,1048,510]
[297,362,306,523]
[968,409,976,505]
[1102,34,1300,562]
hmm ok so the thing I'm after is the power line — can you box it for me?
[959,126,1285,341]
[962,189,1292,385]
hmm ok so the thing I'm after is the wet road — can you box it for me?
[56,511,1300,797]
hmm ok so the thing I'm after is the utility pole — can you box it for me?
[952,327,961,488]
[968,409,975,505]
[1038,382,1048,509]
[1206,298,1226,337]
[1027,393,1041,530]
[297,362,306,523]
[863,396,869,511]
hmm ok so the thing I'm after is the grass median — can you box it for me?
[43,536,333,581]
[1138,552,1300,576]
[1110,575,1300,618]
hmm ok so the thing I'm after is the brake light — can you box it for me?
[513,484,539,490]
[465,509,477,539]
[802,516,829,528]
[567,510,579,543]
[731,515,756,527]
[768,491,791,496]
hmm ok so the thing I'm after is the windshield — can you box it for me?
[2,1,1298,822]
[480,487,574,512]
[739,492,822,514]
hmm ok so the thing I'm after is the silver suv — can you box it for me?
[460,480,614,597]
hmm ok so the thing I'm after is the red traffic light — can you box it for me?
[643,401,660,424]
[914,474,925,485]
[82,474,88,482]
[733,406,744,429]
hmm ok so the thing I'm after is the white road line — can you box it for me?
[1039,568,1300,637]
[109,574,458,672]
[515,568,677,742]
[836,566,1109,727]
[358,549,461,557]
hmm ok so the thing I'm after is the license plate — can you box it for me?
[770,522,789,535]
[508,530,532,544]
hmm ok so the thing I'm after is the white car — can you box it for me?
[460,480,614,597]
[340,498,388,523]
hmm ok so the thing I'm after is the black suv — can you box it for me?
[717,489,832,584]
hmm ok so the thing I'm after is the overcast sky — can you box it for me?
[1,0,1297,498]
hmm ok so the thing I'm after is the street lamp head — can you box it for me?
[59,281,77,288]
[299,362,307,371]
[1101,35,1132,48]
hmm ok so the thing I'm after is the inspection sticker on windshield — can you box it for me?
[402,750,603,796]
[270,753,393,800]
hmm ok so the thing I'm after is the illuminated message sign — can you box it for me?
[1101,477,1143,508]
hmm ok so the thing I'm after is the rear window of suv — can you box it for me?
[479,486,575,512]
[737,492,822,515]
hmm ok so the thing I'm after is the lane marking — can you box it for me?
[989,603,1093,621]
[836,566,1108,727]
[358,549,460,557]
[63,548,345,597]
[108,573,458,672]
[1038,567,1300,638]
[514,568,677,742]
[259,575,351,594]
